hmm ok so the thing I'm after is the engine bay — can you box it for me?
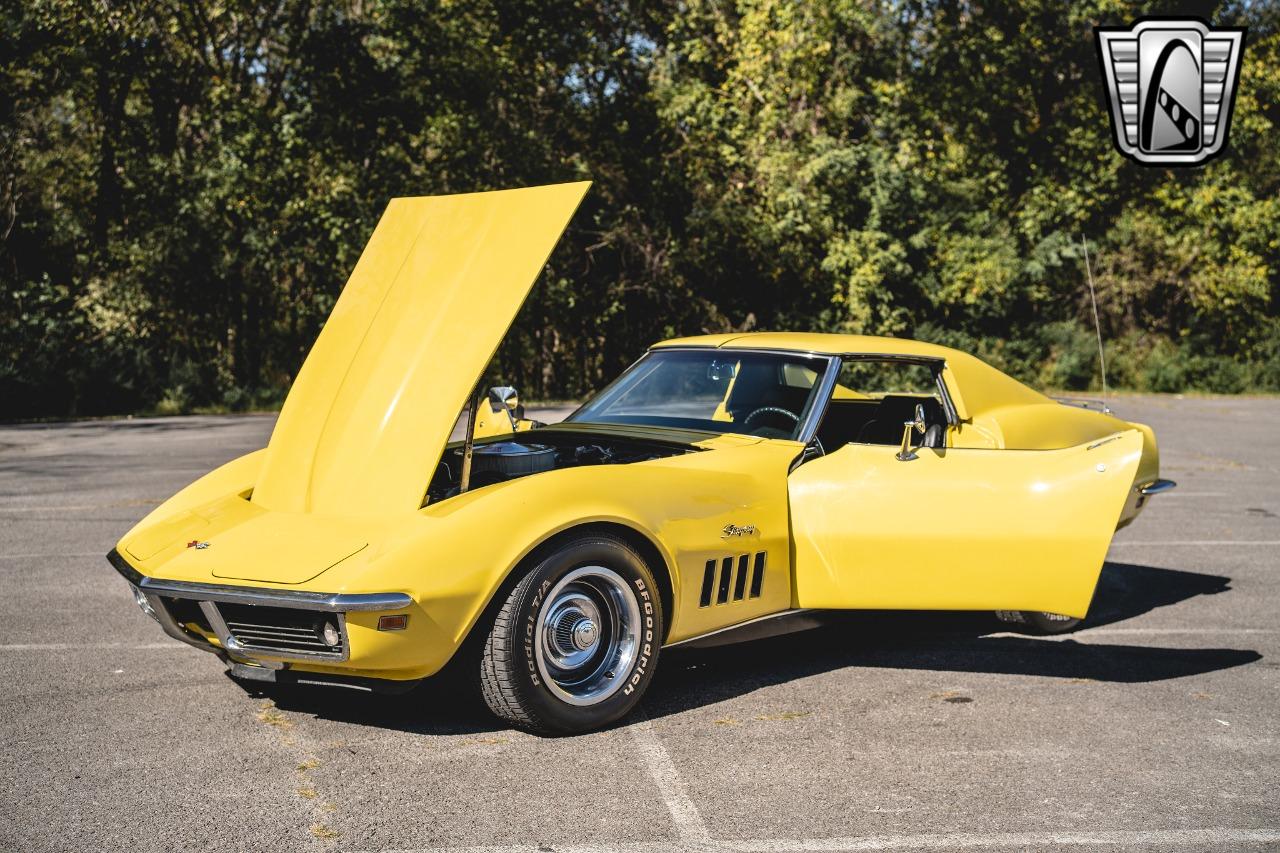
[425,429,695,504]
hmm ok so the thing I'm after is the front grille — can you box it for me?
[215,602,346,659]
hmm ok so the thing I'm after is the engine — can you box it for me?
[426,430,691,504]
[470,441,558,478]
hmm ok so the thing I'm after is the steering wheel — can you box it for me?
[742,406,800,429]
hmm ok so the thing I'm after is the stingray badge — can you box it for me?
[1095,18,1246,165]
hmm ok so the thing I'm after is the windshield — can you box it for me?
[567,349,829,440]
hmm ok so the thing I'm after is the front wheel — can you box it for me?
[479,534,662,735]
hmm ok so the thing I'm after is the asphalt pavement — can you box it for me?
[1,397,1277,852]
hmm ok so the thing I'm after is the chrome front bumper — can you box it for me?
[107,549,412,665]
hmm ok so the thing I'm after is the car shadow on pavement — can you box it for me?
[237,561,1258,735]
[644,561,1259,720]
[1083,560,1233,628]
[239,675,507,736]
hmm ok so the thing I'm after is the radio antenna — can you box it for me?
[1080,236,1108,400]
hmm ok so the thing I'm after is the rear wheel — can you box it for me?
[995,610,1082,634]
[479,534,662,735]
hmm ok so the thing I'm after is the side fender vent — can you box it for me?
[699,551,766,607]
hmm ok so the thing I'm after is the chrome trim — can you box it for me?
[1138,478,1177,496]
[796,355,843,445]
[935,366,961,426]
[647,343,834,361]
[664,608,821,649]
[199,599,236,653]
[144,592,223,656]
[1055,396,1113,415]
[896,409,926,462]
[200,600,350,664]
[107,549,412,613]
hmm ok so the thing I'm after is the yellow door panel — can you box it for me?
[252,182,591,517]
[788,430,1144,617]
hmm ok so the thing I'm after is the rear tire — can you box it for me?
[479,534,662,735]
[995,610,1082,635]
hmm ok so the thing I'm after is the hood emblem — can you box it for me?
[186,540,211,550]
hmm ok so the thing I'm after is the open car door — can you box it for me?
[788,430,1144,617]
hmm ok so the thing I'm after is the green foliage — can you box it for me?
[1,0,1277,417]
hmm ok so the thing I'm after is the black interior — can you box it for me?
[724,361,813,432]
[814,399,879,449]
[856,395,946,446]
[816,394,946,449]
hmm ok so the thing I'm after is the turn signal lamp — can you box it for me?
[377,615,409,631]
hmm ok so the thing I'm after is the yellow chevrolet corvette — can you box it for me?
[108,182,1174,734]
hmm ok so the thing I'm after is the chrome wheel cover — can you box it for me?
[534,565,641,707]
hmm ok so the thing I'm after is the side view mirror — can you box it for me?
[471,386,524,440]
[489,385,527,422]
[895,403,928,462]
[489,386,520,414]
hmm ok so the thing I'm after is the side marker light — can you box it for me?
[377,614,409,632]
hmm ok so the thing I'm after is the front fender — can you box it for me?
[318,441,798,677]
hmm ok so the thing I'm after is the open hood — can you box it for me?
[252,182,591,517]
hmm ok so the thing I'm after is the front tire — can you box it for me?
[479,534,662,735]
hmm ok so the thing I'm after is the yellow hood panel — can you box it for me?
[128,493,371,585]
[205,525,366,586]
[252,182,591,517]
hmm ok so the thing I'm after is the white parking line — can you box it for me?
[0,499,161,512]
[1071,628,1278,637]
[360,844,679,853]
[0,505,132,512]
[977,622,1269,635]
[357,827,1280,852]
[985,628,1277,642]
[1110,540,1280,546]
[0,642,182,650]
[0,552,103,561]
[628,710,712,844]
[725,828,1280,851]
